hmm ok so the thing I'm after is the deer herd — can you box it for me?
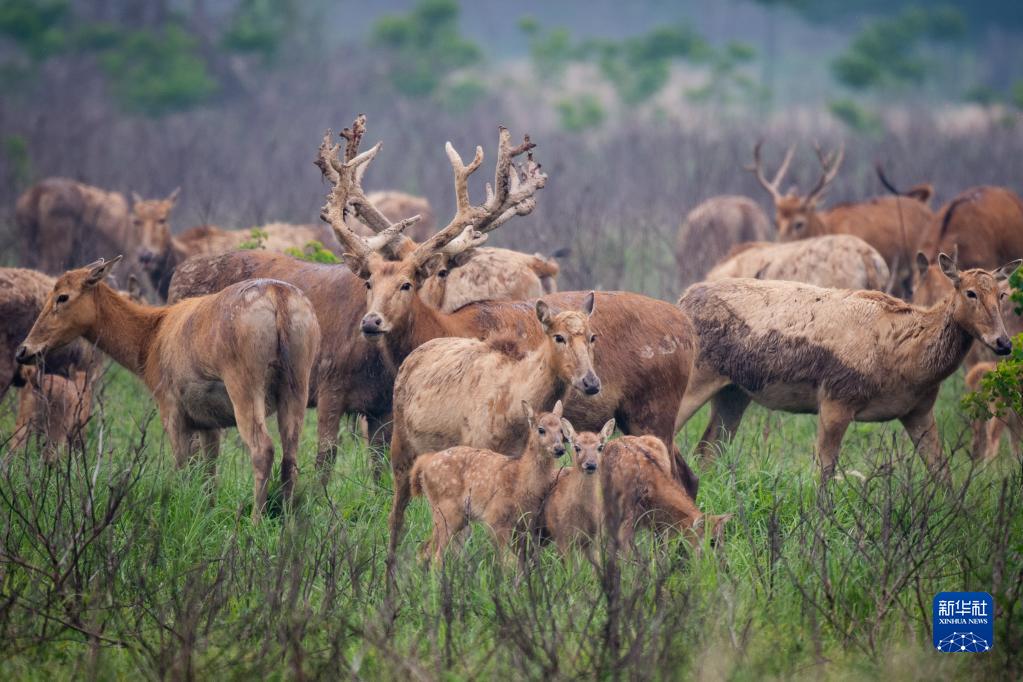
[3,113,1022,572]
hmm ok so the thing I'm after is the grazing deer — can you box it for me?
[15,257,320,521]
[963,362,1022,462]
[544,418,615,559]
[707,235,890,291]
[675,195,772,288]
[11,364,94,462]
[601,435,730,552]
[677,255,1022,481]
[409,401,568,562]
[1,267,99,402]
[916,186,1023,273]
[747,142,933,297]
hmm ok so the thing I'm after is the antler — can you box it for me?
[745,140,794,202]
[315,115,421,258]
[411,126,546,267]
[806,140,845,203]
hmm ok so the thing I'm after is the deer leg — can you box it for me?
[277,394,306,508]
[365,413,392,482]
[899,400,949,483]
[163,408,196,470]
[225,381,275,523]
[983,416,1006,462]
[386,430,414,582]
[315,389,345,484]
[816,400,854,482]
[970,414,991,462]
[430,501,467,564]
[695,385,751,462]
[197,430,221,506]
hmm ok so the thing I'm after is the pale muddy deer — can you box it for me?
[677,254,1022,482]
[601,435,730,552]
[707,235,889,291]
[1,267,100,402]
[409,401,568,563]
[544,418,615,560]
[10,364,94,462]
[675,195,772,288]
[15,257,320,521]
[748,142,933,297]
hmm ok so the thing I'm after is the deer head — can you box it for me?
[133,188,179,271]
[16,257,123,365]
[316,121,546,338]
[536,293,601,396]
[561,418,615,474]
[936,253,1022,356]
[523,400,567,459]
[747,141,844,240]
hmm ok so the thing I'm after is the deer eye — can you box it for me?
[56,294,69,304]
[538,427,546,435]
[597,445,604,452]
[400,282,413,292]
[554,335,566,344]
[364,281,372,290]
[966,290,977,299]
[1000,291,1008,300]
[590,334,597,343]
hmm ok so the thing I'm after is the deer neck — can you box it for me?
[525,341,569,410]
[86,284,165,377]
[917,297,974,382]
[390,294,456,363]
[517,432,555,501]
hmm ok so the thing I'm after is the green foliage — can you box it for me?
[686,41,765,109]
[556,94,606,132]
[828,97,884,134]
[0,0,68,60]
[98,25,216,116]
[1013,81,1023,110]
[2,134,31,188]
[222,0,297,61]
[520,21,574,81]
[371,0,481,98]
[238,227,269,250]
[830,6,967,92]
[284,240,339,264]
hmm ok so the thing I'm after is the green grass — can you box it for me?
[0,366,1020,679]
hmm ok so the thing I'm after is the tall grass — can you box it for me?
[1,366,1019,680]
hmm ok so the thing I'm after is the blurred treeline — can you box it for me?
[0,0,1021,297]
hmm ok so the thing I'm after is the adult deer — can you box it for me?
[16,257,320,521]
[747,142,933,297]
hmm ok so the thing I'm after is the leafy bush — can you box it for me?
[556,94,606,132]
[284,240,340,264]
[222,0,297,61]
[238,227,269,250]
[828,97,884,135]
[0,0,68,60]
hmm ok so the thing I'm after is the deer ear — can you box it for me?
[131,191,143,205]
[85,256,123,287]
[416,252,446,282]
[599,418,616,443]
[536,300,553,330]
[559,418,577,443]
[994,259,1023,282]
[521,401,536,426]
[166,187,181,204]
[552,399,563,418]
[915,252,929,278]
[581,291,595,317]
[938,252,960,286]
[341,253,370,280]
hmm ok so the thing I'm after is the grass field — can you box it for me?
[1,364,1020,680]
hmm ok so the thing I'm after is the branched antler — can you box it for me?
[412,126,546,266]
[745,140,795,202]
[315,115,420,258]
[806,141,845,203]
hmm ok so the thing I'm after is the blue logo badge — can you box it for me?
[933,592,994,652]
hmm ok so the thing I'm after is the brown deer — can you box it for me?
[747,142,933,297]
[15,257,320,521]
[963,362,1022,462]
[1,267,99,402]
[677,255,1022,481]
[601,435,730,552]
[915,186,1023,272]
[409,401,568,562]
[675,195,772,288]
[544,419,615,559]
[11,364,93,462]
[707,235,889,291]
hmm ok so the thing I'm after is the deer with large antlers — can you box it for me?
[747,141,933,298]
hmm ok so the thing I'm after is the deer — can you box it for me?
[706,235,890,291]
[347,190,436,243]
[1,267,100,403]
[409,401,568,563]
[544,418,616,560]
[677,254,1023,482]
[915,186,1023,273]
[10,364,94,463]
[747,142,933,298]
[600,435,731,553]
[420,246,563,313]
[963,361,1022,462]
[166,117,547,468]
[15,256,320,522]
[675,195,772,289]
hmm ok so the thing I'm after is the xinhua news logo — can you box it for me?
[933,592,994,653]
